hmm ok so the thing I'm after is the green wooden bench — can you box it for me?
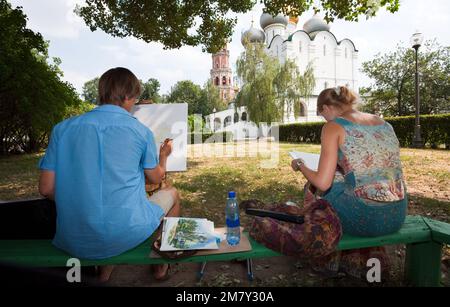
[0,215,449,286]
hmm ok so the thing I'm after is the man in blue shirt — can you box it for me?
[38,67,180,282]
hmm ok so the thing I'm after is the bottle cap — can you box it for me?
[228,191,236,198]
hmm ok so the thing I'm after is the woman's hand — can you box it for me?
[291,158,305,172]
[298,122,341,191]
[159,138,173,158]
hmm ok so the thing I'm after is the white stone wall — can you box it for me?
[204,106,248,132]
[289,31,311,74]
[281,96,325,124]
[265,28,358,123]
[264,24,286,45]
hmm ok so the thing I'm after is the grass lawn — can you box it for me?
[0,141,448,286]
[0,141,448,224]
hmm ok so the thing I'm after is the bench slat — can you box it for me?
[0,235,282,267]
[0,216,434,267]
[338,215,431,250]
[422,217,450,244]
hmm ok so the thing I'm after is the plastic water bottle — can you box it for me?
[226,191,240,246]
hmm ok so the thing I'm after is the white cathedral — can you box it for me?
[205,12,358,139]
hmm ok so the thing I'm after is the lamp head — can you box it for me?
[410,31,424,49]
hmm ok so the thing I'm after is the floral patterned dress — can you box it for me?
[320,117,407,236]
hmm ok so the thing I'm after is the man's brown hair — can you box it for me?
[98,67,141,106]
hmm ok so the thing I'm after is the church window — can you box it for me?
[224,116,231,127]
[222,76,227,85]
[214,118,221,131]
[299,41,302,53]
[215,77,219,86]
[345,48,348,59]
[323,45,326,56]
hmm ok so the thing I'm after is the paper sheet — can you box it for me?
[160,217,219,251]
[289,151,320,171]
[131,103,188,172]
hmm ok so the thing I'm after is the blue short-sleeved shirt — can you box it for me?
[39,104,164,259]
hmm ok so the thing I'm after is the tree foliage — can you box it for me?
[167,80,203,115]
[0,1,84,154]
[199,80,227,114]
[360,40,450,116]
[76,0,400,53]
[82,76,162,104]
[167,79,224,116]
[82,77,99,104]
[140,78,161,103]
[235,42,315,124]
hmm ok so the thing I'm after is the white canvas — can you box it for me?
[131,103,188,172]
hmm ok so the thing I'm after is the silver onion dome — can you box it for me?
[303,14,330,36]
[241,23,266,45]
[260,12,288,29]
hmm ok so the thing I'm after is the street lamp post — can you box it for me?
[410,31,424,148]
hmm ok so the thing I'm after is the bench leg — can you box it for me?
[405,241,442,287]
[197,262,207,281]
[246,258,254,281]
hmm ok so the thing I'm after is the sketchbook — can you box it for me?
[160,217,220,251]
[288,151,320,171]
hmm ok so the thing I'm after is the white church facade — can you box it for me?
[205,12,358,138]
[260,13,359,123]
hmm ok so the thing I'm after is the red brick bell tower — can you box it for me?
[210,44,235,103]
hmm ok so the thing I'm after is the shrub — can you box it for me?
[278,114,450,148]
[188,131,233,144]
[279,122,324,144]
[385,114,449,148]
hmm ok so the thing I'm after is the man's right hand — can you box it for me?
[159,138,173,158]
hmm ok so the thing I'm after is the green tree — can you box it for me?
[360,40,450,116]
[65,100,95,118]
[76,0,400,53]
[235,41,315,124]
[181,80,228,116]
[199,80,227,114]
[0,0,84,154]
[82,77,99,104]
[140,78,161,103]
[167,80,206,115]
[159,94,169,104]
[188,114,205,133]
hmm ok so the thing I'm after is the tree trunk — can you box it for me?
[397,79,404,116]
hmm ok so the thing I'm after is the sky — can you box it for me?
[9,0,450,97]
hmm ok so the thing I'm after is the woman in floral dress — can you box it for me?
[291,86,408,279]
